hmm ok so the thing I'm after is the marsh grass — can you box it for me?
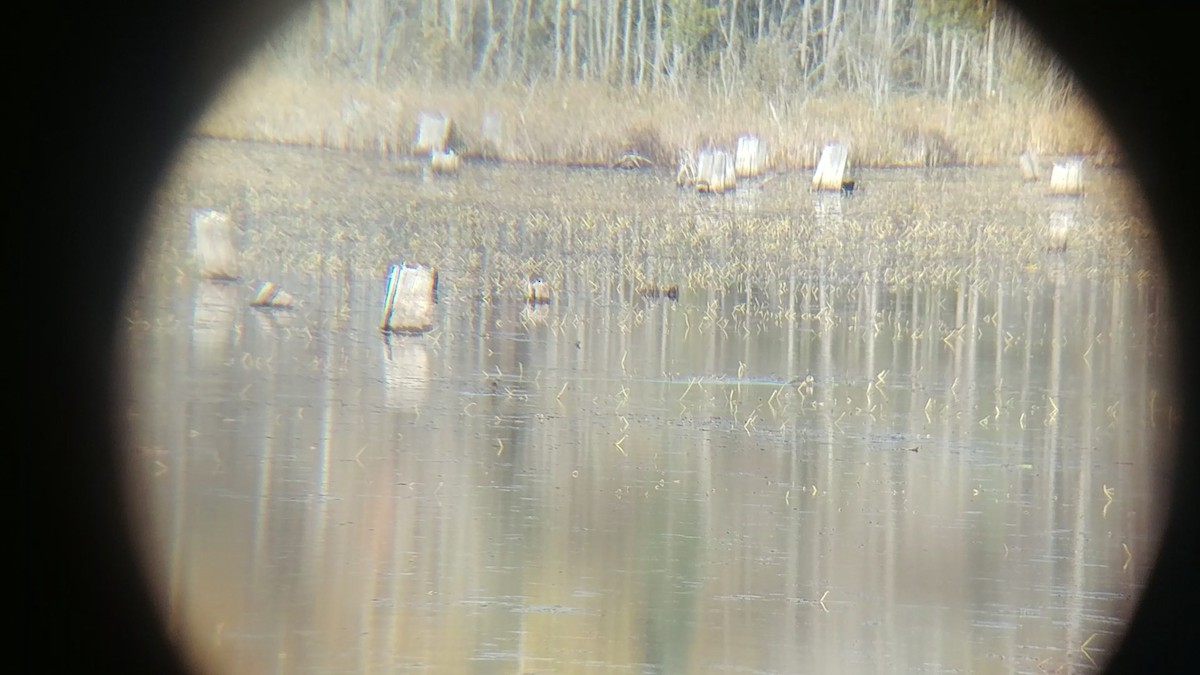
[139,137,1157,360]
[195,59,1119,170]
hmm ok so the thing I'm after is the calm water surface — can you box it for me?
[123,138,1174,674]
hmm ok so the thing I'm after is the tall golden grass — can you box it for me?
[194,57,1120,170]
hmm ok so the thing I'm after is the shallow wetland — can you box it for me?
[123,137,1172,674]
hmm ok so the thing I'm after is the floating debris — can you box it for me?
[526,274,552,305]
[637,284,679,301]
[613,152,652,169]
[249,281,294,309]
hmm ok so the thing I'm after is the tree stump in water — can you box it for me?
[696,149,736,194]
[813,143,853,192]
[191,208,239,281]
[734,135,768,178]
[1049,159,1084,196]
[381,262,438,334]
[414,113,453,155]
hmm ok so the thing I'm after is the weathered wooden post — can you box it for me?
[249,281,294,309]
[380,261,439,334]
[1049,158,1084,196]
[190,208,239,280]
[1019,149,1041,182]
[734,135,768,178]
[526,274,551,305]
[813,143,852,192]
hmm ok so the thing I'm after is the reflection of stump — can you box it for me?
[250,281,294,309]
[637,284,679,301]
[520,303,551,326]
[734,135,768,178]
[190,208,239,280]
[733,187,759,214]
[1047,201,1079,253]
[383,337,430,411]
[192,281,239,363]
[813,192,845,229]
[813,143,852,192]
[1019,150,1041,182]
[380,262,438,334]
[430,149,461,175]
[1049,159,1084,196]
[526,275,551,305]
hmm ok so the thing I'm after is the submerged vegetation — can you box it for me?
[196,0,1118,168]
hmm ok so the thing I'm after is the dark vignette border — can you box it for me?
[28,1,1196,672]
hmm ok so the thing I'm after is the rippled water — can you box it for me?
[122,138,1173,674]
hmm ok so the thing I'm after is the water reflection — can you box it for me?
[191,281,240,365]
[125,139,1171,674]
[382,337,430,412]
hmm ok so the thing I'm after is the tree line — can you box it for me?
[264,0,1073,106]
